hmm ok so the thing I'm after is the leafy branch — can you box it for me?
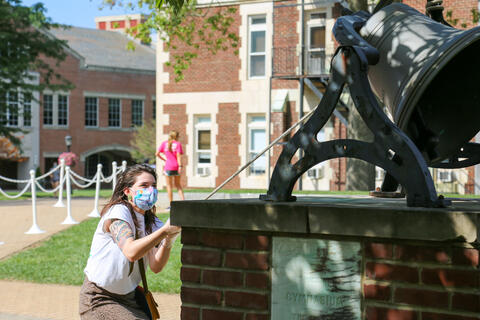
[103,0,239,82]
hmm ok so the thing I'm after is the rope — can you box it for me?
[36,164,61,180]
[100,171,114,183]
[205,105,317,200]
[69,172,98,189]
[0,175,29,183]
[0,181,32,199]
[69,169,96,183]
[34,174,67,193]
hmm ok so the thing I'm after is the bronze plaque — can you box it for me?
[272,237,361,319]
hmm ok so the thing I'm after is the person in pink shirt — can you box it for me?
[156,131,185,209]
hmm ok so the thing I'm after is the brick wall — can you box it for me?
[365,241,480,319]
[39,53,155,175]
[270,111,285,168]
[403,0,478,28]
[180,229,271,320]
[163,6,242,93]
[215,103,241,189]
[272,0,299,90]
[178,228,480,320]
[163,104,188,187]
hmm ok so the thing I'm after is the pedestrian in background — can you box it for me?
[79,164,181,319]
[156,130,185,210]
[49,161,60,194]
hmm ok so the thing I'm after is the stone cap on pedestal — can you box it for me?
[170,196,480,243]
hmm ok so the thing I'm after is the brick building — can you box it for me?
[156,0,479,194]
[0,15,156,185]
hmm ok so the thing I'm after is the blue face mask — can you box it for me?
[131,187,158,211]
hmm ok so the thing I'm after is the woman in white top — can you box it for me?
[79,164,181,320]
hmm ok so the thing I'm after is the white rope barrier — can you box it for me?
[88,164,103,218]
[61,167,78,225]
[0,181,32,199]
[0,159,125,239]
[53,159,66,208]
[69,171,98,189]
[69,169,96,183]
[112,161,118,192]
[0,175,29,183]
[36,163,61,180]
[25,170,45,234]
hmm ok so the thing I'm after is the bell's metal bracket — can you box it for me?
[260,13,448,207]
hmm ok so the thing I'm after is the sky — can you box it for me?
[20,0,149,29]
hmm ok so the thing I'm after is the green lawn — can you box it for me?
[2,186,479,201]
[0,213,182,294]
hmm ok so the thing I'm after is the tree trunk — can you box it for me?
[345,93,376,191]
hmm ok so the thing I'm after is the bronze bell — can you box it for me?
[360,3,480,165]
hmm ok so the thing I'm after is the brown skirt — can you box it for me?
[79,278,149,320]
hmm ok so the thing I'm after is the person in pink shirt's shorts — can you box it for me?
[156,131,185,210]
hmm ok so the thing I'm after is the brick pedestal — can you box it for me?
[172,197,480,320]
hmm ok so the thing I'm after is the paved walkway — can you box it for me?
[0,197,180,320]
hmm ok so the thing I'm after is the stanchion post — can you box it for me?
[121,160,127,172]
[112,161,118,192]
[25,169,46,234]
[88,164,102,218]
[61,166,78,225]
[54,158,66,207]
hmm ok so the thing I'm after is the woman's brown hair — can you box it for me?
[101,164,157,235]
[168,130,179,152]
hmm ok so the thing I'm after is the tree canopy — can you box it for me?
[103,0,239,81]
[0,0,71,148]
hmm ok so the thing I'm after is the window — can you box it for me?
[5,91,18,127]
[22,92,31,127]
[307,12,327,74]
[85,97,98,127]
[108,98,121,127]
[43,94,53,125]
[43,93,69,127]
[1,91,19,127]
[131,99,143,126]
[248,115,266,175]
[152,100,156,120]
[195,116,211,176]
[58,95,68,126]
[249,15,266,78]
[437,170,453,182]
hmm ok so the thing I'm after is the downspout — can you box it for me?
[298,0,305,191]
[267,1,275,188]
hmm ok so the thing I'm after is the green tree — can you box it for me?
[103,0,239,81]
[0,0,72,147]
[130,119,157,163]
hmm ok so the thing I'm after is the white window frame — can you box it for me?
[131,99,144,127]
[43,94,53,126]
[307,12,327,53]
[437,170,453,182]
[85,97,98,128]
[194,116,212,177]
[248,114,267,175]
[43,92,69,128]
[248,15,267,79]
[22,92,32,127]
[108,98,122,128]
[57,94,69,127]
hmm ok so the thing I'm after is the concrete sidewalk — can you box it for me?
[0,197,180,320]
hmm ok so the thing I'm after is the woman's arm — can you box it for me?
[176,152,182,173]
[106,219,181,262]
[147,236,176,273]
[155,150,166,162]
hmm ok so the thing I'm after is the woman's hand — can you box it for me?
[161,219,182,236]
